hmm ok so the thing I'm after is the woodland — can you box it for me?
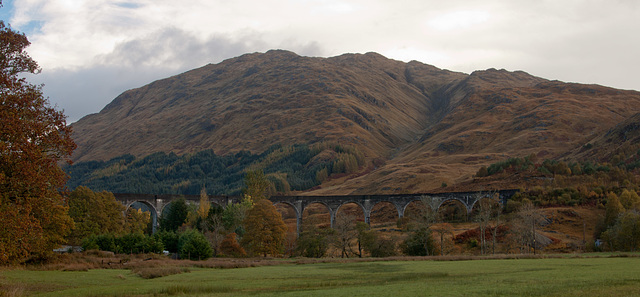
[3,2,640,269]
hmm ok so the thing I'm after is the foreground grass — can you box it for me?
[2,257,640,296]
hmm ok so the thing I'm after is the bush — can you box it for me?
[81,233,163,254]
[156,230,179,253]
[178,230,213,260]
[295,227,331,258]
[401,228,436,256]
[369,237,397,257]
[116,233,145,254]
[82,234,117,252]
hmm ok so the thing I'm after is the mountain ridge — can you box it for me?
[70,50,640,194]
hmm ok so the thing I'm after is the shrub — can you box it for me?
[156,230,179,253]
[116,233,145,254]
[81,234,117,252]
[295,227,331,258]
[178,230,213,260]
[369,237,397,257]
[220,233,246,258]
[401,228,436,256]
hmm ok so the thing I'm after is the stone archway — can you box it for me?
[370,201,399,228]
[437,199,468,223]
[126,200,159,233]
[301,202,332,231]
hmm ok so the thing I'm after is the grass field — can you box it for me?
[2,256,640,296]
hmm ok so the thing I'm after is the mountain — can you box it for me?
[70,50,640,194]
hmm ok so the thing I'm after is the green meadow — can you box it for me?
[2,257,640,296]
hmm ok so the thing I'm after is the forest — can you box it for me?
[65,142,365,195]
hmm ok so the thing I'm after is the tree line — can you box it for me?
[65,143,366,196]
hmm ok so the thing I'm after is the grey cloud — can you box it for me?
[31,65,178,123]
[98,27,269,69]
[33,28,328,122]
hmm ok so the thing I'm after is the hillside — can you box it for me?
[70,50,640,194]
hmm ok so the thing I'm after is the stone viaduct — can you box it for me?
[115,190,517,234]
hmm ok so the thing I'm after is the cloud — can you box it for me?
[29,27,326,122]
[7,0,640,122]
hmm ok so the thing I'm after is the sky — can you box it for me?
[1,0,639,123]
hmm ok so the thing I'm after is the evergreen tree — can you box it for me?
[160,197,189,232]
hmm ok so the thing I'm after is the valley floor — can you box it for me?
[2,255,639,296]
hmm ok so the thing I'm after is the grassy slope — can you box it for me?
[2,257,640,296]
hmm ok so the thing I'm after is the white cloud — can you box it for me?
[428,10,491,31]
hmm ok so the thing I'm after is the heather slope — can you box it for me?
[72,50,465,163]
[70,51,640,194]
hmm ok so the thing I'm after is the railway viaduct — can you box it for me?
[115,190,518,233]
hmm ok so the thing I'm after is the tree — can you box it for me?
[0,19,76,263]
[220,233,246,257]
[401,196,439,256]
[197,187,211,222]
[432,223,454,255]
[602,210,640,252]
[619,189,640,211]
[159,197,189,232]
[178,229,213,260]
[332,212,357,258]
[222,195,253,236]
[124,208,151,235]
[355,222,373,257]
[401,227,436,256]
[511,200,545,254]
[367,234,397,257]
[489,195,503,255]
[474,195,501,255]
[604,192,624,228]
[296,226,331,258]
[241,199,287,257]
[67,186,126,244]
[242,170,273,200]
[195,187,211,232]
[296,216,332,258]
[204,204,225,256]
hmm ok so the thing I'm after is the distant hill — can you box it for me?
[69,50,640,194]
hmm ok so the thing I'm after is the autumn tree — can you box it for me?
[604,192,624,228]
[432,223,454,255]
[67,186,125,244]
[474,194,501,255]
[124,208,151,235]
[332,212,358,258]
[222,195,253,236]
[242,169,273,200]
[295,217,332,258]
[401,196,438,256]
[601,210,640,252]
[195,187,211,231]
[220,233,246,257]
[510,200,545,254]
[241,198,287,257]
[619,189,640,211]
[203,204,225,256]
[355,221,374,257]
[0,19,76,263]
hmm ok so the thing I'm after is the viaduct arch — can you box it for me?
[115,190,517,234]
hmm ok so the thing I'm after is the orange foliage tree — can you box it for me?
[241,198,287,257]
[0,19,76,263]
